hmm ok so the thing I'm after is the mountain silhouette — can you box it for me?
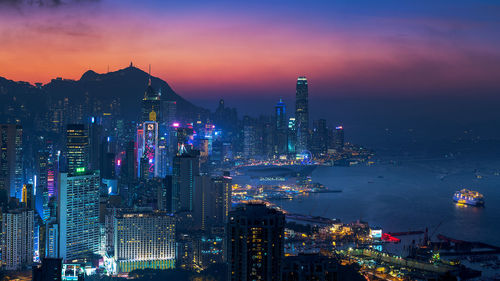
[0,65,208,125]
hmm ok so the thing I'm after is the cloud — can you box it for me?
[0,0,100,9]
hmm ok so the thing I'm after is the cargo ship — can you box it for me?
[453,189,484,206]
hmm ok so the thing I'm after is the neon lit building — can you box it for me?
[142,121,159,178]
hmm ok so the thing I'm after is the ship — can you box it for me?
[453,189,484,206]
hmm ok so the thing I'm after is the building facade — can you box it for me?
[0,124,23,198]
[228,203,285,281]
[58,170,100,261]
[1,208,34,270]
[295,77,309,154]
[112,211,176,273]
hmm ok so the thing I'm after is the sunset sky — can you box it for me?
[1,0,499,100]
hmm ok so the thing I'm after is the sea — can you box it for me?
[273,151,500,247]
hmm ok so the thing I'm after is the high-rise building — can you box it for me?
[66,124,89,175]
[1,207,34,270]
[287,117,296,155]
[0,124,23,198]
[227,203,285,281]
[141,78,161,124]
[334,126,345,150]
[172,150,200,213]
[58,170,100,261]
[311,119,328,156]
[274,99,287,156]
[212,172,232,226]
[112,211,176,274]
[141,121,159,179]
[88,119,103,172]
[243,116,256,159]
[21,183,35,210]
[295,77,309,153]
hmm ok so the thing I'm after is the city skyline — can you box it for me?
[1,1,500,280]
[1,0,500,100]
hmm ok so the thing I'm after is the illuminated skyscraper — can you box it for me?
[112,211,176,274]
[228,203,285,281]
[295,77,309,153]
[274,99,287,155]
[21,184,35,210]
[66,124,89,175]
[141,77,161,124]
[58,170,100,261]
[334,126,345,150]
[0,124,23,198]
[287,117,296,155]
[141,121,159,178]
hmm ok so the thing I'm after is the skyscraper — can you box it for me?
[58,170,100,260]
[141,121,159,178]
[112,211,176,274]
[274,99,287,155]
[295,77,309,153]
[1,207,34,270]
[287,117,296,155]
[141,78,161,124]
[172,150,200,213]
[212,172,232,226]
[228,203,285,281]
[311,119,328,156]
[334,126,345,150]
[0,124,23,198]
[66,124,89,175]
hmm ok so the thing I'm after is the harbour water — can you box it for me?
[274,157,500,247]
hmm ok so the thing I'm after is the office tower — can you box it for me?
[334,126,345,150]
[287,117,296,155]
[121,141,136,183]
[141,78,161,124]
[112,211,176,274]
[37,150,50,221]
[275,98,287,155]
[66,124,89,175]
[193,175,212,230]
[172,150,200,213]
[101,152,116,179]
[32,258,63,281]
[295,77,309,153]
[141,121,159,178]
[58,170,100,261]
[157,175,173,212]
[88,119,103,172]
[0,124,23,198]
[311,119,328,156]
[21,183,35,210]
[1,207,34,270]
[212,172,232,225]
[228,203,285,281]
[243,116,256,159]
[161,100,177,126]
